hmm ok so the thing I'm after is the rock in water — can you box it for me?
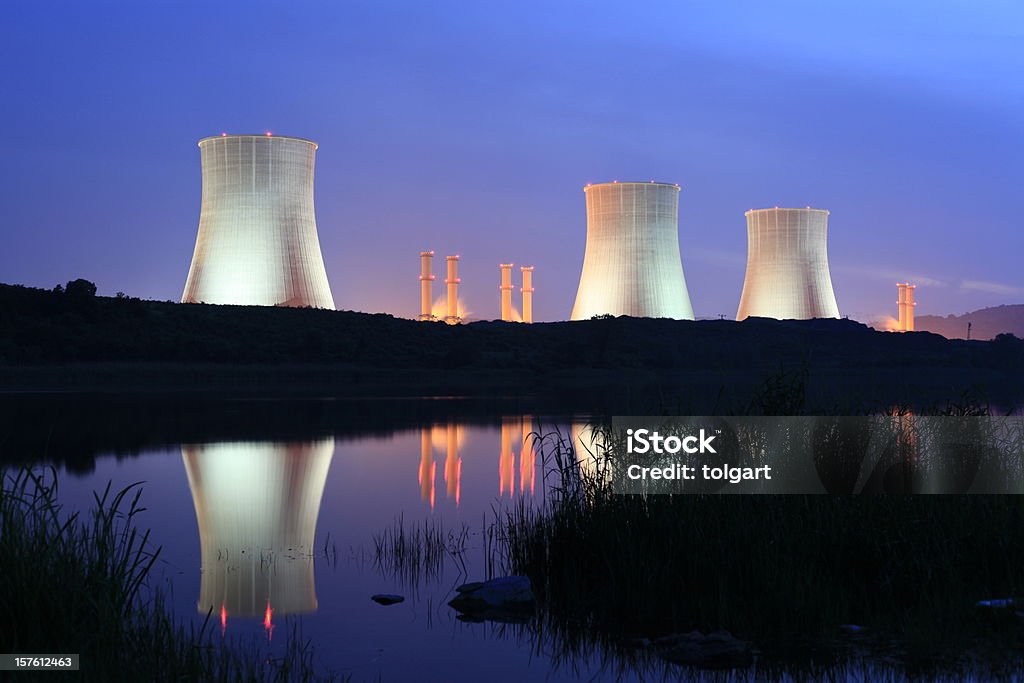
[449,576,535,623]
[654,630,753,668]
[371,594,405,606]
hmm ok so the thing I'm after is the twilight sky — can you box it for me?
[1,0,1021,322]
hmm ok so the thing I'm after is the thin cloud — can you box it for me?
[960,280,1024,296]
[831,264,946,288]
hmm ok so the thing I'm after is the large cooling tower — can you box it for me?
[736,208,840,320]
[570,181,694,320]
[182,134,335,308]
[182,440,334,619]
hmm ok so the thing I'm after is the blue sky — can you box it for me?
[1,0,1021,321]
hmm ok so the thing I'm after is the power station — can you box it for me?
[736,207,840,320]
[570,181,694,320]
[182,134,335,309]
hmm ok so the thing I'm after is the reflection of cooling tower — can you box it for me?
[736,208,839,320]
[182,440,334,619]
[182,135,335,308]
[570,421,609,484]
[571,182,694,320]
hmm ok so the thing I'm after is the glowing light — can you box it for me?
[419,431,435,507]
[265,131,272,136]
[431,294,470,321]
[263,601,274,641]
[220,602,227,635]
[879,315,901,332]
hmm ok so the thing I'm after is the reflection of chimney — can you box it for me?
[521,267,534,324]
[182,440,334,624]
[444,423,461,505]
[897,282,916,332]
[445,255,462,324]
[500,418,517,497]
[419,429,436,508]
[419,251,436,321]
[500,264,514,321]
[520,415,535,495]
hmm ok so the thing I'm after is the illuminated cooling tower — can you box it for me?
[182,134,335,308]
[736,208,840,320]
[183,440,334,619]
[570,182,694,320]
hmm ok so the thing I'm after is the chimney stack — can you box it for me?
[445,255,461,324]
[500,264,514,321]
[521,266,534,324]
[897,282,916,332]
[418,251,435,321]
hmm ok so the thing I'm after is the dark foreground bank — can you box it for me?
[1,283,1023,406]
[492,429,1024,677]
[0,468,335,682]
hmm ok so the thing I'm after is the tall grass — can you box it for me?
[0,467,336,682]
[495,424,1024,671]
[373,513,469,586]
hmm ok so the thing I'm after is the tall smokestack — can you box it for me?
[521,266,534,324]
[419,251,436,321]
[499,263,514,321]
[897,282,916,332]
[445,255,461,324]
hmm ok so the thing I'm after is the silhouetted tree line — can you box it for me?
[0,281,1022,374]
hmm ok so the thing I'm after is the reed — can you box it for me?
[0,467,337,682]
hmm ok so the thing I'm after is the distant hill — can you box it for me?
[916,304,1024,340]
[3,282,1024,412]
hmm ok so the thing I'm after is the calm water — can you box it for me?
[9,397,1024,682]
[39,414,616,682]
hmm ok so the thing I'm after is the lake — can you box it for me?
[5,394,1024,682]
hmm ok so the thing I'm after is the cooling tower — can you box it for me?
[736,208,840,320]
[570,182,694,320]
[182,440,334,620]
[182,134,335,308]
